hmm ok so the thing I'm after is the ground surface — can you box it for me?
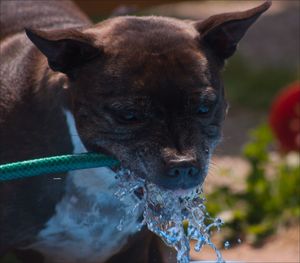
[196,153,300,263]
[191,224,300,263]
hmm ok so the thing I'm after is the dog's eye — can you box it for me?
[116,110,143,124]
[197,104,210,114]
[197,101,214,116]
[122,112,138,121]
[196,95,217,116]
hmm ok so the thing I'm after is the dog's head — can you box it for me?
[26,1,270,190]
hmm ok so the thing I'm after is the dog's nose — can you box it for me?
[168,166,199,178]
[163,162,203,190]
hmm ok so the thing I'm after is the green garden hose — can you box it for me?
[0,153,120,182]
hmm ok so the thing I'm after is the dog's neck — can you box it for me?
[28,109,142,263]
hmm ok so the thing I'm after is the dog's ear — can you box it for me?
[194,1,271,60]
[25,28,101,74]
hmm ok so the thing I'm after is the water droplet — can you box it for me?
[117,218,124,231]
[224,241,230,249]
[237,238,242,244]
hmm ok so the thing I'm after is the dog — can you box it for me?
[0,1,271,262]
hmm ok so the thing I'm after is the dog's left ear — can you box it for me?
[25,28,101,74]
[194,1,271,60]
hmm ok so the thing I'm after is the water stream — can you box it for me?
[114,169,225,263]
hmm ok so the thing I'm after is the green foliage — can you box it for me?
[207,124,300,245]
[223,56,298,110]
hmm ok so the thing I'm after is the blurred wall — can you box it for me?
[74,0,184,17]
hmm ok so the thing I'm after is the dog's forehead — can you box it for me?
[81,16,218,101]
[103,49,212,102]
[86,16,199,53]
[126,51,210,94]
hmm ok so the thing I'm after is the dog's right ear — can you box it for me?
[194,1,271,61]
[25,28,102,74]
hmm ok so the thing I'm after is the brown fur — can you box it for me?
[0,1,271,262]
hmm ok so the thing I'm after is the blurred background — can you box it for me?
[1,1,296,262]
[72,1,300,262]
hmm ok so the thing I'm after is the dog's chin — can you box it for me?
[172,186,201,198]
[149,177,205,197]
[148,180,203,199]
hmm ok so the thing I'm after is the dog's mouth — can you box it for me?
[115,166,202,199]
[132,184,198,201]
[88,142,206,195]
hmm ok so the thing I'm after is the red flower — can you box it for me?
[269,82,300,152]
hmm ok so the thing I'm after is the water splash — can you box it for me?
[224,241,230,250]
[114,169,225,263]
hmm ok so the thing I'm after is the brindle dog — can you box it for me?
[0,1,271,262]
